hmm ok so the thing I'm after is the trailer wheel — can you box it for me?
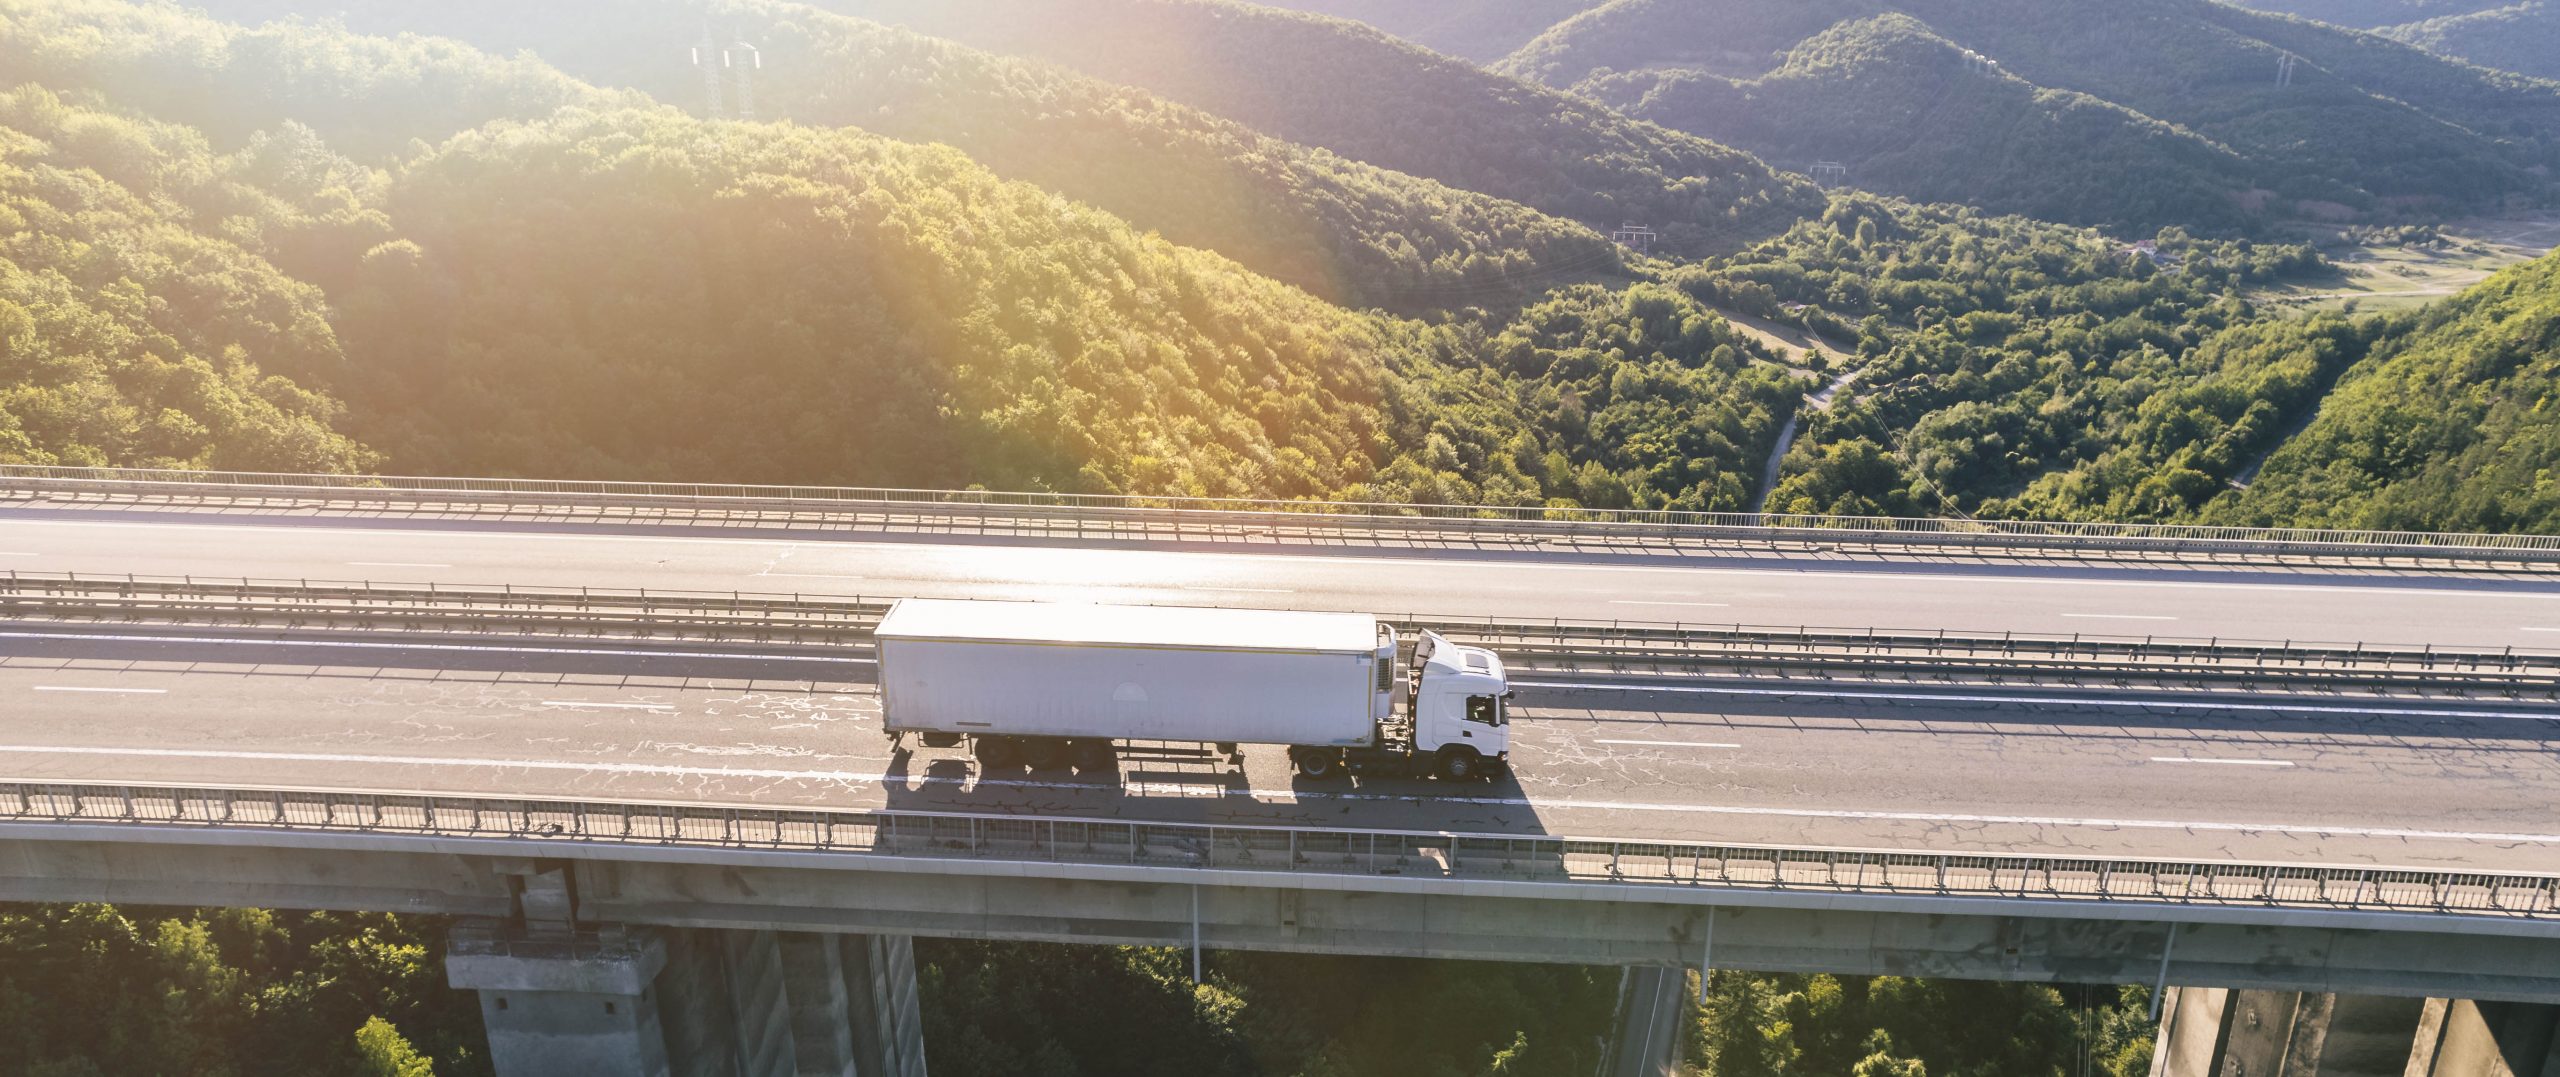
[1435,747,1482,782]
[1291,749,1340,780]
[973,735,1018,770]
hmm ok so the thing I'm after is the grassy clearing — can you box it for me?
[2256,211,2560,313]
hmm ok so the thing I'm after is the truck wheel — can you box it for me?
[974,736,1017,771]
[1435,747,1482,782]
[1292,749,1340,780]
[1072,739,1114,772]
[1022,737,1066,771]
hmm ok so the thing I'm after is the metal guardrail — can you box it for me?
[7,573,2555,693]
[6,465,2558,565]
[4,782,2553,922]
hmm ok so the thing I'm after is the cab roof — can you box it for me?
[876,599,1382,654]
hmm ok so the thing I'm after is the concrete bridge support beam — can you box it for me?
[2151,987,2559,1076]
[447,921,927,1077]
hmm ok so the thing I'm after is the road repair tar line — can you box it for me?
[1,744,2552,846]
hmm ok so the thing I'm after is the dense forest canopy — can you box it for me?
[0,83,376,471]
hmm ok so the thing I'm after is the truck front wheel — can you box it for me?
[1291,748,1341,780]
[1435,747,1483,782]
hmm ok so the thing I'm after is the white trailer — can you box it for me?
[874,599,1512,781]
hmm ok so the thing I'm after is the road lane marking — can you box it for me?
[347,562,452,569]
[2150,757,2295,767]
[30,686,167,694]
[1596,738,1741,749]
[0,744,2550,847]
[1609,600,1731,608]
[2062,613,2178,621]
[0,629,873,666]
[1177,586,1296,594]
[541,701,674,711]
[761,573,868,581]
[0,552,35,557]
[1514,680,2560,721]
[2524,627,2560,632]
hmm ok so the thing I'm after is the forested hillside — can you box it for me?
[1700,197,2321,517]
[804,0,1828,255]
[2380,3,2560,80]
[0,83,376,471]
[0,0,632,161]
[1245,0,1602,61]
[2228,0,2506,22]
[0,904,486,1076]
[1502,0,2560,230]
[179,0,1627,313]
[1576,13,2263,234]
[2212,249,2560,531]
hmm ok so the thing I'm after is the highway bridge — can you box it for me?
[3,467,2557,1077]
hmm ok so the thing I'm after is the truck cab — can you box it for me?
[1407,631,1512,779]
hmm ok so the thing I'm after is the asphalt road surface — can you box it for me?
[6,629,2555,872]
[0,507,2553,649]
[1609,966,1688,1077]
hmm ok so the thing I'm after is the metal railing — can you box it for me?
[7,465,2557,564]
[8,573,2555,693]
[4,782,2553,922]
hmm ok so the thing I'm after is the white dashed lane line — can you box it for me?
[30,686,168,694]
[2150,756,2296,767]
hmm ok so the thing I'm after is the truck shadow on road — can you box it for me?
[873,740,1556,838]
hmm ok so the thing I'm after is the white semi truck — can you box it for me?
[874,599,1512,781]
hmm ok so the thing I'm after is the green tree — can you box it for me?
[355,1018,437,1077]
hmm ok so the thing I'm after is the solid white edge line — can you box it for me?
[0,743,2550,845]
[2062,614,2179,621]
[347,562,452,568]
[2149,757,2296,767]
[1609,600,1732,608]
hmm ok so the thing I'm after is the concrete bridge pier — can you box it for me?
[2152,986,2559,1076]
[443,858,926,1076]
[447,920,927,1077]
